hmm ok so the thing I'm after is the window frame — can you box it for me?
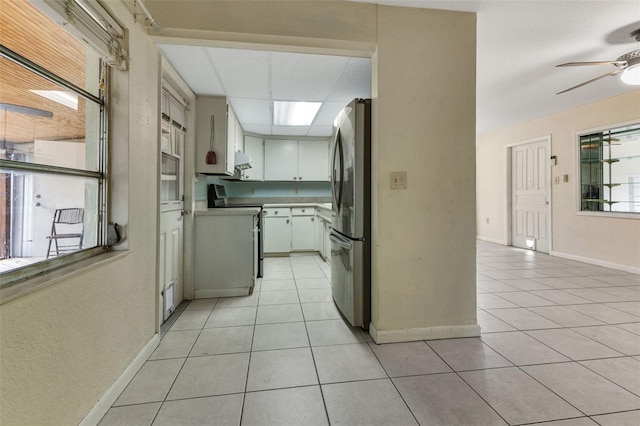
[0,44,110,286]
[575,120,640,220]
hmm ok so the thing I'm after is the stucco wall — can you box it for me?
[477,90,640,270]
[0,2,161,425]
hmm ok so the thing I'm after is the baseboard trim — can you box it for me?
[368,322,480,344]
[476,235,506,245]
[550,250,640,274]
[80,334,160,426]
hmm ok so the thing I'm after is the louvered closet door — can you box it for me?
[511,140,550,253]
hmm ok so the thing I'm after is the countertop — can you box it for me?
[264,202,332,210]
[194,207,261,216]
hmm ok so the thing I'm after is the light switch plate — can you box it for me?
[390,171,407,190]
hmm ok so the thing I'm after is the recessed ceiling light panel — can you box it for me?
[273,101,322,126]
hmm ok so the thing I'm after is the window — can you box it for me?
[0,0,123,284]
[579,123,640,215]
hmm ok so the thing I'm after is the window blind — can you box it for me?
[32,0,127,69]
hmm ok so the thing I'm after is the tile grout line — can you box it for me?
[148,299,219,424]
[424,338,512,426]
[296,258,333,426]
[238,280,261,426]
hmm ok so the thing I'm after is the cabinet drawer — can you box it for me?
[263,208,291,217]
[291,207,314,216]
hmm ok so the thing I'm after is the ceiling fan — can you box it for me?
[556,29,640,94]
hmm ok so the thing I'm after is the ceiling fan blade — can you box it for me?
[556,60,627,67]
[556,69,623,95]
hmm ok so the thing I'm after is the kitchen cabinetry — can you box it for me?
[195,96,237,175]
[242,135,264,181]
[263,208,291,253]
[299,140,330,181]
[263,139,329,181]
[291,207,315,251]
[194,209,259,297]
[264,204,333,257]
[315,207,332,262]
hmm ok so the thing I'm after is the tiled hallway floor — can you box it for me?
[99,241,640,425]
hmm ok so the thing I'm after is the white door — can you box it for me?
[264,216,291,253]
[291,216,316,250]
[264,139,298,180]
[298,140,329,181]
[511,140,549,253]
[33,140,87,257]
[159,209,182,323]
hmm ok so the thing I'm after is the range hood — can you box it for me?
[234,151,253,171]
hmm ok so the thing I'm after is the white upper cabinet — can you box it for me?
[243,135,264,181]
[263,139,329,181]
[195,96,235,175]
[264,139,299,180]
[299,140,330,181]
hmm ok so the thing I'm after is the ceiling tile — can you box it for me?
[206,47,271,99]
[313,101,350,127]
[157,44,224,96]
[327,57,372,101]
[243,124,272,135]
[229,98,271,126]
[271,52,350,101]
[307,126,334,137]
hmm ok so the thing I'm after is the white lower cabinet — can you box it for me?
[264,205,332,257]
[323,220,331,262]
[264,208,291,253]
[291,216,315,250]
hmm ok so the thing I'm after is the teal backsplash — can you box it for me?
[195,175,331,200]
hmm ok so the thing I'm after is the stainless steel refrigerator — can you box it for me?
[330,98,371,328]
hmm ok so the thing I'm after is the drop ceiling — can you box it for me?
[156,0,640,137]
[157,44,371,137]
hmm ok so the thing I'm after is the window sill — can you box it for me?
[576,211,640,220]
[0,250,129,306]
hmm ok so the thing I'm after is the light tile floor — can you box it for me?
[100,241,640,425]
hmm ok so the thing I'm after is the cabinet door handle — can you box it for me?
[293,177,297,180]
[301,209,305,212]
[275,211,278,215]
[299,176,302,180]
[311,218,314,222]
[286,219,290,224]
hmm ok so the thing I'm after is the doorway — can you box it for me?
[509,136,551,253]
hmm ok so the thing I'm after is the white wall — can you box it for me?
[477,90,640,270]
[0,2,162,424]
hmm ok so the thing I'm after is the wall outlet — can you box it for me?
[554,176,560,184]
[249,188,255,194]
[294,188,299,194]
[390,171,407,190]
[563,174,569,183]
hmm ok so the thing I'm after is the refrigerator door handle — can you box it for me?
[331,129,344,215]
[330,232,352,250]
